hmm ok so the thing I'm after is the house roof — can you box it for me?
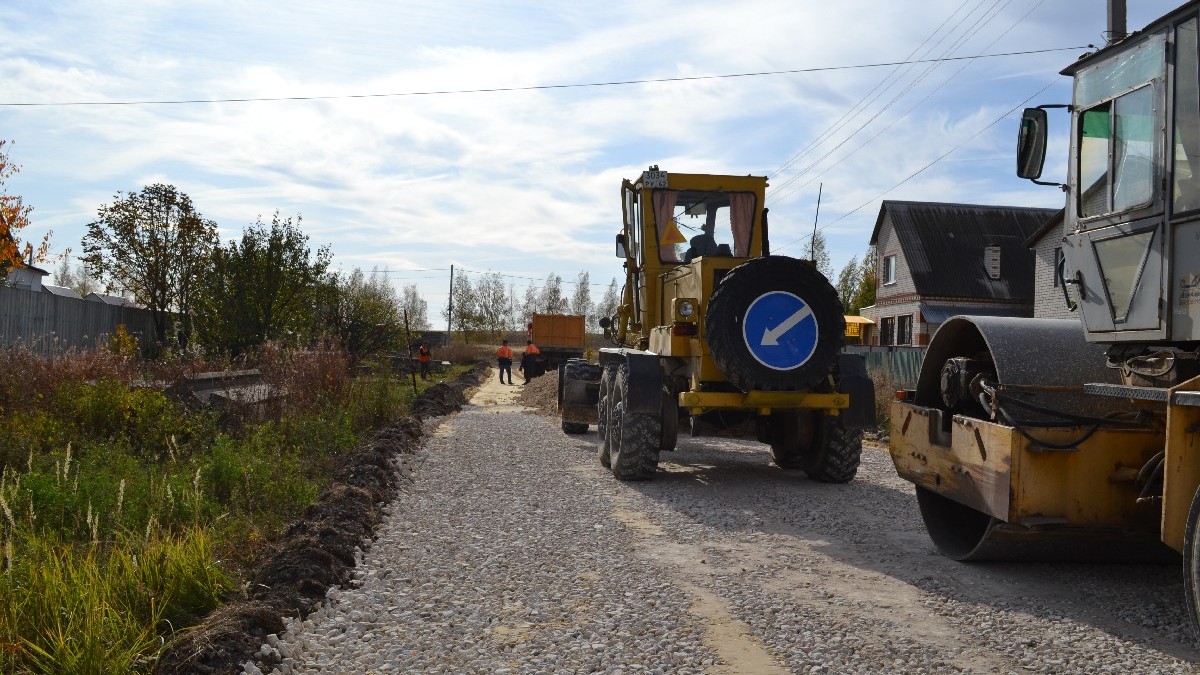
[43,284,82,298]
[1023,208,1065,248]
[87,292,137,307]
[870,200,1058,301]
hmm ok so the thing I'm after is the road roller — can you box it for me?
[889,0,1200,626]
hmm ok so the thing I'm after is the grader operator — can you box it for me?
[559,167,874,482]
[886,0,1200,629]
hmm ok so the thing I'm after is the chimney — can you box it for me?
[1107,0,1127,45]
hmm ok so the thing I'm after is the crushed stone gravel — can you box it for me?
[253,380,1200,674]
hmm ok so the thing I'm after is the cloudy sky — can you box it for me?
[0,0,1184,321]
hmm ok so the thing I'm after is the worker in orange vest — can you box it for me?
[520,339,541,384]
[496,339,514,385]
[418,341,432,380]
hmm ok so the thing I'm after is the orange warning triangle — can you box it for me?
[660,219,687,245]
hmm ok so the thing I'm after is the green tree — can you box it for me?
[595,277,620,332]
[835,256,860,313]
[539,273,568,314]
[82,184,217,345]
[443,271,480,342]
[474,272,509,339]
[570,271,592,324]
[809,229,833,279]
[194,212,331,354]
[326,268,403,364]
[850,246,878,313]
[399,283,430,331]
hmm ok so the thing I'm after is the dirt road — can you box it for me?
[273,369,1200,674]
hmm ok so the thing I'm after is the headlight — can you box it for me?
[677,299,696,319]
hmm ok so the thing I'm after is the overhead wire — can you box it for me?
[769,0,1017,204]
[0,46,1088,107]
[771,78,1058,256]
[768,0,982,181]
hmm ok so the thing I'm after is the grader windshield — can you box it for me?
[651,190,757,263]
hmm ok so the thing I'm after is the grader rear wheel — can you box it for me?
[802,414,862,483]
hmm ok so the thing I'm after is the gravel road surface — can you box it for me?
[261,372,1200,674]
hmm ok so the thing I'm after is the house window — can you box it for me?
[882,255,897,285]
[897,315,913,346]
[1053,247,1064,287]
[880,316,895,346]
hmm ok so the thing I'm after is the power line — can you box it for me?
[770,0,1018,203]
[769,0,982,180]
[0,46,1089,107]
[770,0,1047,207]
[771,79,1058,256]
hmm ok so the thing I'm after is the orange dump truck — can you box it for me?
[527,314,586,375]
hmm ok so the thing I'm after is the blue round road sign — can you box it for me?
[741,291,819,371]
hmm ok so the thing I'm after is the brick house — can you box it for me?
[859,200,1057,346]
[1023,208,1079,319]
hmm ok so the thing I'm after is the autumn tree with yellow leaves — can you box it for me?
[0,140,49,279]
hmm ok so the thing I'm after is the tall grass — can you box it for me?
[0,342,456,672]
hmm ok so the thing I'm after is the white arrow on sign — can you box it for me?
[761,305,812,346]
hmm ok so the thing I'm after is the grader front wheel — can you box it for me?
[608,364,661,481]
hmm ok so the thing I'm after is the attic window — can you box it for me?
[883,255,897,285]
[985,246,1001,280]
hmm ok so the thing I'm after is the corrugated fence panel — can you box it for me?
[0,286,159,355]
[845,345,925,388]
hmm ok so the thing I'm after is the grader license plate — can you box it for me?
[642,170,668,188]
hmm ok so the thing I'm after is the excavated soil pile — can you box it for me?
[519,369,560,417]
[155,364,488,675]
[410,360,490,419]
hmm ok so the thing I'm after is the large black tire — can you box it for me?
[705,256,844,392]
[801,414,862,483]
[767,410,817,469]
[597,364,618,468]
[1184,486,1200,630]
[609,364,661,480]
[561,359,591,434]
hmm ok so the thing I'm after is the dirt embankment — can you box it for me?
[518,369,559,417]
[154,361,489,675]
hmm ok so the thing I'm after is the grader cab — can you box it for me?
[887,0,1200,628]
[559,167,874,481]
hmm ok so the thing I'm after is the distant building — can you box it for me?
[42,284,83,299]
[1023,209,1079,320]
[860,200,1057,346]
[87,292,139,308]
[5,264,49,291]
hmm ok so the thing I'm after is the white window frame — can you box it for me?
[882,255,897,285]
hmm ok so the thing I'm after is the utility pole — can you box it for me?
[446,264,454,347]
[810,183,823,262]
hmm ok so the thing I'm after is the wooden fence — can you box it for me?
[845,345,925,388]
[0,285,159,355]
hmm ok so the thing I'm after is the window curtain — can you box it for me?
[729,193,755,256]
[653,191,679,262]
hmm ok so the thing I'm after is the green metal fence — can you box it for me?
[845,346,925,388]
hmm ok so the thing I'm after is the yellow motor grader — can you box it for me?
[888,0,1200,626]
[559,167,874,481]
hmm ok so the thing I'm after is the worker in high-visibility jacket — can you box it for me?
[418,341,432,380]
[520,340,541,384]
[496,339,514,385]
